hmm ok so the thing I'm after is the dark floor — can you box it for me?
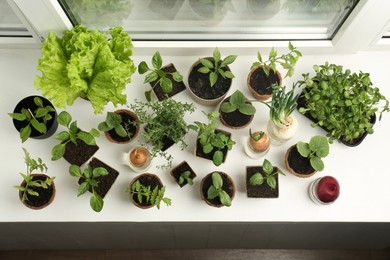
[1,249,390,260]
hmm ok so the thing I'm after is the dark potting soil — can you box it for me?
[78,158,119,199]
[150,63,186,101]
[21,175,54,208]
[188,58,232,100]
[106,111,138,143]
[249,67,279,95]
[130,174,163,207]
[12,95,58,139]
[201,172,234,207]
[171,161,197,188]
[63,137,99,166]
[220,97,253,127]
[195,130,229,163]
[287,145,315,175]
[246,166,279,198]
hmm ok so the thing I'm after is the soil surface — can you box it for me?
[63,137,99,166]
[188,58,232,100]
[201,172,235,207]
[78,158,119,199]
[219,97,253,128]
[249,67,280,95]
[150,64,186,101]
[246,166,279,198]
[171,161,197,187]
[20,174,55,208]
[287,145,315,175]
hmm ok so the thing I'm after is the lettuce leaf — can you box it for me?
[35,25,135,114]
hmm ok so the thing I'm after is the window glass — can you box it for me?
[58,0,359,40]
[0,0,30,37]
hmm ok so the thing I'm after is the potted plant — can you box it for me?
[170,161,197,188]
[246,159,285,198]
[247,0,281,20]
[189,111,236,166]
[247,41,301,101]
[285,135,330,178]
[14,148,56,210]
[34,25,136,114]
[219,90,256,128]
[122,146,152,173]
[138,51,186,101]
[98,109,140,144]
[129,98,195,169]
[9,95,58,143]
[187,47,237,106]
[244,129,270,158]
[51,111,100,166]
[69,158,119,212]
[200,171,235,207]
[297,62,389,146]
[127,173,172,209]
[261,84,300,145]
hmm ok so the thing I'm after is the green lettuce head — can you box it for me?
[35,25,135,114]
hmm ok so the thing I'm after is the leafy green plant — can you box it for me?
[51,111,100,161]
[297,62,389,143]
[128,180,171,209]
[198,47,237,87]
[14,148,55,202]
[8,97,55,143]
[189,111,235,166]
[69,164,108,212]
[249,159,285,189]
[138,51,184,101]
[220,90,256,115]
[98,111,131,138]
[179,171,194,186]
[35,25,136,114]
[261,84,299,127]
[251,41,301,78]
[207,172,231,207]
[296,135,330,172]
[249,129,265,141]
[129,98,195,169]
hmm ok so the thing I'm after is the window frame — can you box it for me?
[5,0,390,53]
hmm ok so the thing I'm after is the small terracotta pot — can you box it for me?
[200,171,235,208]
[104,109,140,144]
[285,145,316,178]
[19,173,56,210]
[247,65,282,101]
[129,173,163,209]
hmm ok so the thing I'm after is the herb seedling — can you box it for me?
[207,172,232,207]
[252,41,301,78]
[69,164,108,212]
[298,62,389,143]
[98,111,132,138]
[179,171,194,186]
[14,148,55,202]
[128,180,171,209]
[189,111,236,166]
[296,135,330,172]
[51,111,100,161]
[249,159,285,189]
[198,47,237,87]
[220,90,256,115]
[9,97,56,143]
[129,98,195,169]
[138,51,184,101]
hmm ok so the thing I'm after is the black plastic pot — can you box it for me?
[12,95,58,140]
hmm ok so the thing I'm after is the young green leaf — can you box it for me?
[152,51,162,69]
[8,113,26,121]
[69,165,82,177]
[77,131,96,146]
[249,173,264,186]
[296,142,310,158]
[262,159,274,175]
[90,192,104,212]
[219,190,231,207]
[57,111,72,127]
[211,172,223,189]
[51,143,66,161]
[138,61,150,74]
[207,185,218,199]
[310,156,324,172]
